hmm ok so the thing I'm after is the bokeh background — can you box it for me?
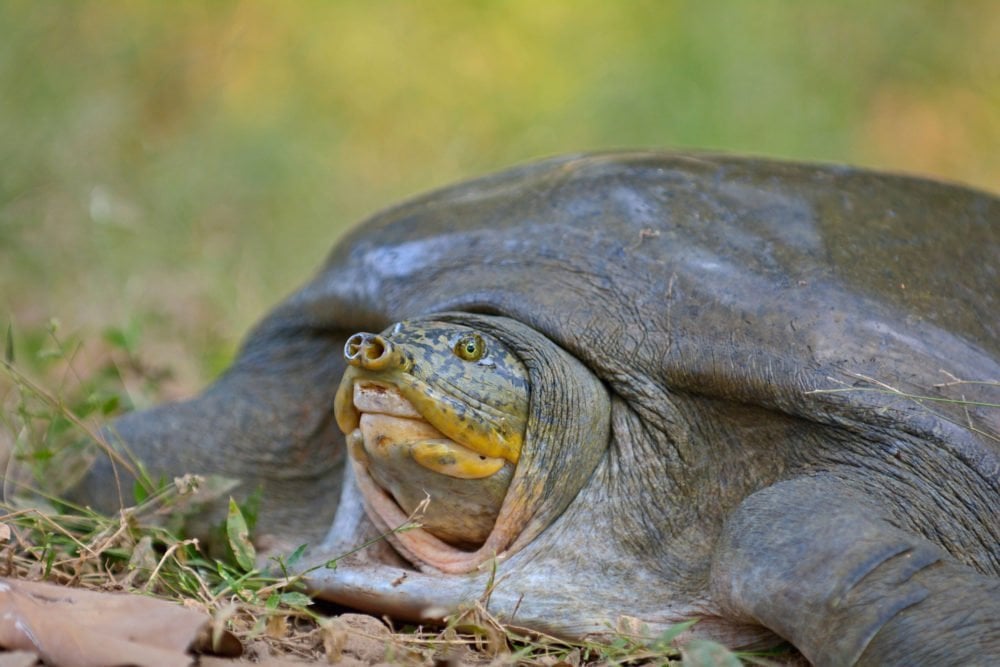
[2,1,998,397]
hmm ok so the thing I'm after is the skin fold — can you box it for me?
[73,153,999,664]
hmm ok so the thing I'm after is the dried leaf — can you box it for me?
[0,650,40,667]
[199,658,310,667]
[320,617,348,661]
[265,613,288,639]
[0,577,241,667]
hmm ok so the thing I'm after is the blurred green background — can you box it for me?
[2,1,998,395]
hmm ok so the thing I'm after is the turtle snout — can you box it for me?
[344,332,400,371]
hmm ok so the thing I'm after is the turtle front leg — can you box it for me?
[709,475,1000,666]
[72,318,350,552]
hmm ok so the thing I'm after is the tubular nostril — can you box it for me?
[364,336,386,361]
[344,332,399,371]
[344,333,373,367]
[360,335,396,370]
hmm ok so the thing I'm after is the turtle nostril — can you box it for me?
[345,333,398,371]
[364,337,386,361]
[361,335,397,370]
[344,333,372,367]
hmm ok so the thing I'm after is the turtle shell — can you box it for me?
[82,152,1000,661]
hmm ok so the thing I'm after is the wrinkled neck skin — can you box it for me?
[309,340,807,647]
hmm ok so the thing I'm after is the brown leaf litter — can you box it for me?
[0,577,237,667]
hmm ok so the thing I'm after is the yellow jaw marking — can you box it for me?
[411,440,506,479]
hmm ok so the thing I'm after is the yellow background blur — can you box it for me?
[1,1,997,389]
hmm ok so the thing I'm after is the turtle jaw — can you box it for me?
[334,371,515,559]
[335,372,511,483]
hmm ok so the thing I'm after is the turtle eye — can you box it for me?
[453,333,485,362]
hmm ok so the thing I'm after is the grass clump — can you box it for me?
[0,321,331,658]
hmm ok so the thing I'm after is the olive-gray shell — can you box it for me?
[80,153,999,663]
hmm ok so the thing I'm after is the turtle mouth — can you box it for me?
[347,382,507,480]
[335,377,515,555]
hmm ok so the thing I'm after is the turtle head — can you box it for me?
[315,312,612,631]
[334,320,529,551]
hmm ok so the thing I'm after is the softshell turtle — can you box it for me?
[75,153,999,665]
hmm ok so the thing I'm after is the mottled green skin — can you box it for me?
[75,153,999,665]
[338,320,529,463]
